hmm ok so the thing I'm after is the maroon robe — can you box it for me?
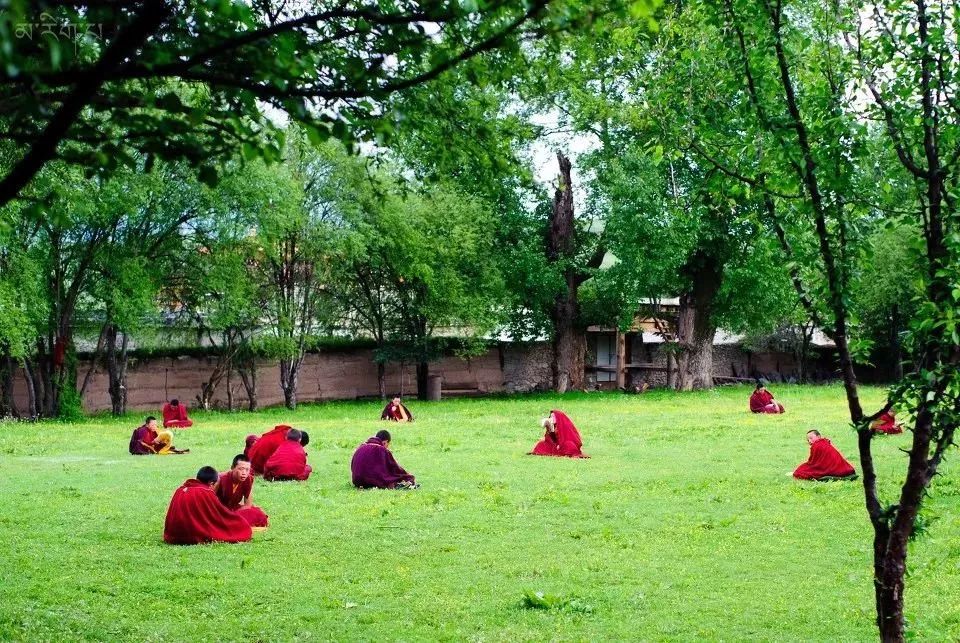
[871,411,903,435]
[263,440,312,481]
[793,438,856,480]
[529,410,588,458]
[162,402,194,428]
[129,425,158,455]
[215,471,269,527]
[381,402,414,422]
[351,437,415,488]
[163,479,253,545]
[750,389,785,414]
[248,425,292,475]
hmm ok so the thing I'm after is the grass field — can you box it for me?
[1,384,958,641]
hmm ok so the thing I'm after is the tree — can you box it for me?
[658,0,960,636]
[0,0,555,208]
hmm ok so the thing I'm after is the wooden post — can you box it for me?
[615,331,626,389]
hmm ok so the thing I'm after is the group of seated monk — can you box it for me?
[246,425,313,481]
[129,416,189,455]
[164,462,266,545]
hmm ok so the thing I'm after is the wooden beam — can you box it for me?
[616,330,626,389]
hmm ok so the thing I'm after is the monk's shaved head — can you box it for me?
[232,454,250,468]
[286,428,303,442]
[807,429,821,437]
[376,429,391,442]
[299,431,310,447]
[197,466,219,485]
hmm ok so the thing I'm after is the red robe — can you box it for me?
[750,389,785,414]
[263,440,312,481]
[248,425,292,475]
[129,425,158,455]
[793,438,856,480]
[871,411,903,435]
[351,437,416,488]
[162,403,194,428]
[215,472,269,527]
[381,402,414,422]
[163,479,253,545]
[529,410,588,458]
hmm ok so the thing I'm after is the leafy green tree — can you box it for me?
[0,0,556,208]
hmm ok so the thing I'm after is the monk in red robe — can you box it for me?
[264,429,312,481]
[248,424,293,475]
[793,430,857,480]
[749,383,785,414]
[163,466,253,545]
[381,397,414,422]
[351,430,418,489]
[871,410,903,435]
[129,417,159,455]
[215,454,269,528]
[129,416,188,455]
[529,410,588,458]
[162,399,194,428]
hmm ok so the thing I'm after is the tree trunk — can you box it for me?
[0,349,15,417]
[547,152,588,392]
[22,358,38,419]
[377,361,386,400]
[675,251,723,391]
[416,361,429,401]
[279,357,300,410]
[106,324,130,416]
[238,359,259,412]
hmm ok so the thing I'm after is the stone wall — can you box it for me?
[6,342,555,413]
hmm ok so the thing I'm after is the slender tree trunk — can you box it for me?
[279,357,301,410]
[377,361,386,400]
[22,358,38,419]
[0,348,14,417]
[238,358,259,412]
[106,324,130,416]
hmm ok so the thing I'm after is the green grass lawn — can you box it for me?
[1,384,958,641]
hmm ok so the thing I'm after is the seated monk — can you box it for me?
[749,382,785,414]
[129,416,159,455]
[793,430,857,480]
[129,416,188,455]
[381,397,414,422]
[152,429,189,455]
[871,410,903,435]
[351,429,418,489]
[248,424,293,475]
[215,454,269,528]
[263,429,312,481]
[243,434,259,459]
[529,410,588,458]
[163,466,253,545]
[162,398,194,428]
